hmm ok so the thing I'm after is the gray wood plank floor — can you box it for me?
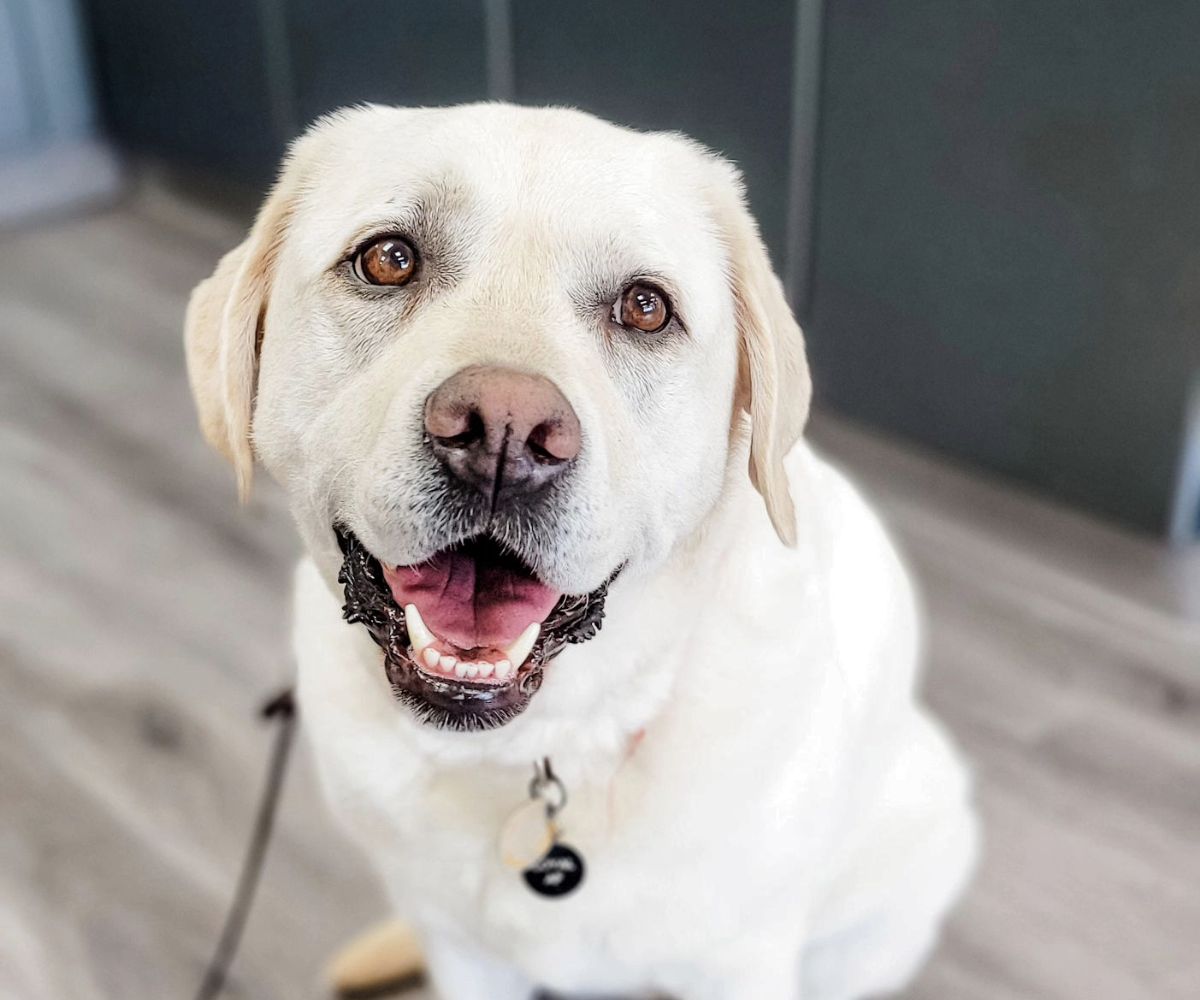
[2,183,1197,1000]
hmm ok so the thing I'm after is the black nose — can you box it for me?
[424,366,581,505]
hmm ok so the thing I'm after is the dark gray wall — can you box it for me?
[79,0,1200,537]
[82,0,795,260]
[285,0,489,129]
[84,0,281,178]
[808,0,1200,535]
[510,0,796,263]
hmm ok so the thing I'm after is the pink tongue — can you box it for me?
[384,549,560,650]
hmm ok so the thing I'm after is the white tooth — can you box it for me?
[422,647,440,669]
[504,623,540,668]
[477,661,495,678]
[455,661,469,679]
[405,605,435,653]
[494,660,512,682]
[439,654,457,672]
[465,663,479,679]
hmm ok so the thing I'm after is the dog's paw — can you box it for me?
[327,918,425,997]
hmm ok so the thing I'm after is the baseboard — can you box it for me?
[0,137,123,229]
[1168,374,1200,544]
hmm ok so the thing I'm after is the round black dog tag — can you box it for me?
[523,843,585,897]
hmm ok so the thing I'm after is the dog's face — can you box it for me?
[186,104,809,732]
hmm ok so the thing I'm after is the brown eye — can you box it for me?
[354,236,418,286]
[613,282,671,333]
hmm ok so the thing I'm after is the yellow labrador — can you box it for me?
[186,103,976,1000]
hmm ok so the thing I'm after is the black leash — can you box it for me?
[193,688,297,1000]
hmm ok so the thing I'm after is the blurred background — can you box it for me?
[2,1,1198,999]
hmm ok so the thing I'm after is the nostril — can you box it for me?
[432,409,485,450]
[526,435,560,466]
[527,419,580,465]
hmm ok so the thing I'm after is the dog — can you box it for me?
[185,103,977,1000]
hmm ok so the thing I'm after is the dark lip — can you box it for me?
[334,525,615,731]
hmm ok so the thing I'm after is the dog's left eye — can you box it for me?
[612,282,671,333]
[353,235,418,286]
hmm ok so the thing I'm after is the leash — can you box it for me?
[193,688,297,1000]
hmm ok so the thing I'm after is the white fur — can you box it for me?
[294,441,976,999]
[190,104,977,999]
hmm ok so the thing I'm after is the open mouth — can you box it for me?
[335,527,612,730]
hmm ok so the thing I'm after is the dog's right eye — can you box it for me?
[353,236,418,286]
[612,282,672,334]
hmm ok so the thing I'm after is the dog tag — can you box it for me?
[523,842,585,897]
[498,799,556,870]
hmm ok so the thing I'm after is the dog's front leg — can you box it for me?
[422,930,535,1000]
[659,938,804,1000]
[688,965,803,1000]
[711,964,803,1000]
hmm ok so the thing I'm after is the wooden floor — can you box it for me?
[2,182,1198,1000]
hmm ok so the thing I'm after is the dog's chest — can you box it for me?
[376,717,843,987]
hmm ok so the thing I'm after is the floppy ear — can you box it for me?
[710,165,812,546]
[184,175,297,500]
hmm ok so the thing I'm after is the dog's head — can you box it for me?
[185,104,809,732]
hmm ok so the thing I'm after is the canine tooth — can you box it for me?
[422,647,440,669]
[405,604,435,652]
[477,661,494,678]
[455,661,469,679]
[504,623,539,668]
[494,660,512,682]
